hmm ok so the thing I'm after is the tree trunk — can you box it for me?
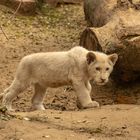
[80,0,140,83]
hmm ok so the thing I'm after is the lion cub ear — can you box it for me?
[86,52,96,65]
[108,53,118,65]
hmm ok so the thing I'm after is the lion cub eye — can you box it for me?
[106,67,109,71]
[95,67,101,71]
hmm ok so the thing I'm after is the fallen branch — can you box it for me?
[0,25,9,40]
[9,0,23,20]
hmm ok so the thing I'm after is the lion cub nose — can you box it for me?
[100,78,106,82]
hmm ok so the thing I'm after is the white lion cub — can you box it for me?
[1,46,118,111]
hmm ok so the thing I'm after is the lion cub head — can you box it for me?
[86,51,118,85]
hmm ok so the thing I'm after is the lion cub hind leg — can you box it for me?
[2,78,29,111]
[31,83,46,111]
[73,81,100,109]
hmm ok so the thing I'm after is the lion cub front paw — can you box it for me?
[84,101,100,109]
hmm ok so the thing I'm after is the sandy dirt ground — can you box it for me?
[0,105,140,140]
[0,3,140,140]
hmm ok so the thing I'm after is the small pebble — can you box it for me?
[42,135,50,138]
[70,134,75,137]
[23,117,30,121]
[88,138,95,140]
[54,116,61,119]
[77,120,87,123]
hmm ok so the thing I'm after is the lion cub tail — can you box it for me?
[0,88,9,100]
[0,92,4,99]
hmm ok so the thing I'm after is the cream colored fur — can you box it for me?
[1,46,118,111]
